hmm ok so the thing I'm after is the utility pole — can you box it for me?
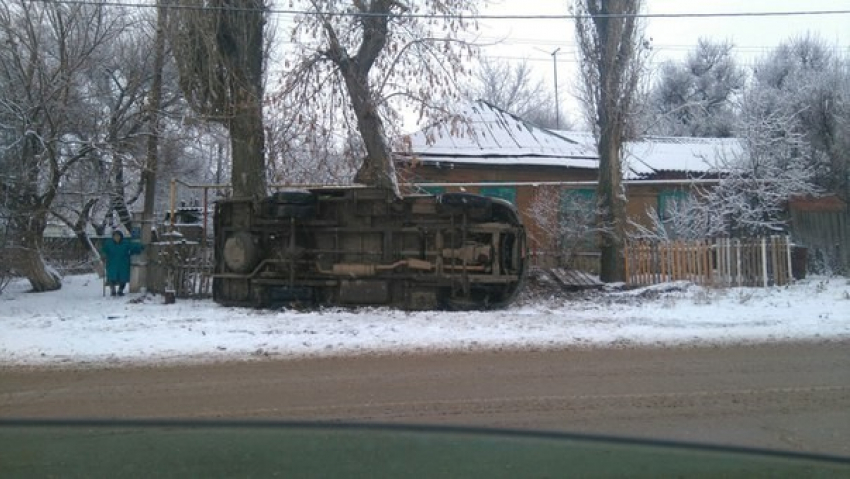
[134,0,168,293]
[551,47,561,129]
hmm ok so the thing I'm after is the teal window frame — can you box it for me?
[560,189,596,213]
[559,189,597,250]
[658,189,690,219]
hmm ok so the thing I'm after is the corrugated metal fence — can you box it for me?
[625,236,795,287]
[790,209,848,274]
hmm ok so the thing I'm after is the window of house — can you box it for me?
[560,189,597,250]
[560,189,596,212]
[658,189,691,219]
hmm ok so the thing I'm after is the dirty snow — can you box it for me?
[1,274,848,367]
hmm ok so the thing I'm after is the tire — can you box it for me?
[263,190,317,219]
[270,190,316,205]
[437,193,492,220]
[270,203,315,219]
[438,192,492,209]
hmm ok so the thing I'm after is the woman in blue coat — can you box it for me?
[101,230,143,296]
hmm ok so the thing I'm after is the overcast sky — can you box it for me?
[478,0,850,62]
[473,0,850,123]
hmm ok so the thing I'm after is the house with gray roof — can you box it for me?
[395,101,740,262]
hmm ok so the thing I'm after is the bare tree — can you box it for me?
[634,96,819,241]
[573,0,650,283]
[170,0,268,198]
[0,0,130,291]
[265,91,358,186]
[648,39,745,138]
[749,34,850,203]
[51,7,185,250]
[283,0,479,194]
[470,57,565,129]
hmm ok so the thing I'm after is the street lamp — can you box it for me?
[551,48,561,129]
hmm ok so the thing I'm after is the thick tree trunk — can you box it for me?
[225,0,266,199]
[229,87,266,198]
[575,0,645,284]
[14,211,61,292]
[21,248,61,292]
[343,72,398,193]
[596,129,627,283]
[320,0,399,195]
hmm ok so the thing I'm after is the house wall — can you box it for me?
[624,184,658,230]
[403,162,711,268]
[404,163,598,255]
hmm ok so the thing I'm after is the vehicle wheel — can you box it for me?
[270,204,315,219]
[264,190,317,219]
[438,193,492,220]
[270,190,316,205]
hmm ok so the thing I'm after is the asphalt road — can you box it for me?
[2,341,849,456]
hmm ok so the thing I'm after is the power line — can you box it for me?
[22,0,850,20]
[478,37,838,53]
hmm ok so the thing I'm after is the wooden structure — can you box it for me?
[625,236,794,287]
[146,240,213,298]
[547,268,604,290]
[789,195,848,274]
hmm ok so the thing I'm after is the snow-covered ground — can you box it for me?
[1,273,848,367]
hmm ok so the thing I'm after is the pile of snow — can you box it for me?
[1,274,848,367]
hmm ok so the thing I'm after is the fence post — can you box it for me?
[718,238,725,286]
[654,242,660,285]
[670,241,676,282]
[713,239,720,287]
[730,238,743,286]
[689,241,697,283]
[786,235,793,285]
[728,237,735,287]
[771,236,781,286]
[770,236,777,286]
[761,237,768,287]
[716,238,723,286]
[624,243,630,286]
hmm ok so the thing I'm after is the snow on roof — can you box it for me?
[556,131,742,179]
[399,101,598,169]
[398,102,742,178]
[406,154,599,169]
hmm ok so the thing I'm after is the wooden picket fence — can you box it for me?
[147,242,214,298]
[625,236,794,287]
